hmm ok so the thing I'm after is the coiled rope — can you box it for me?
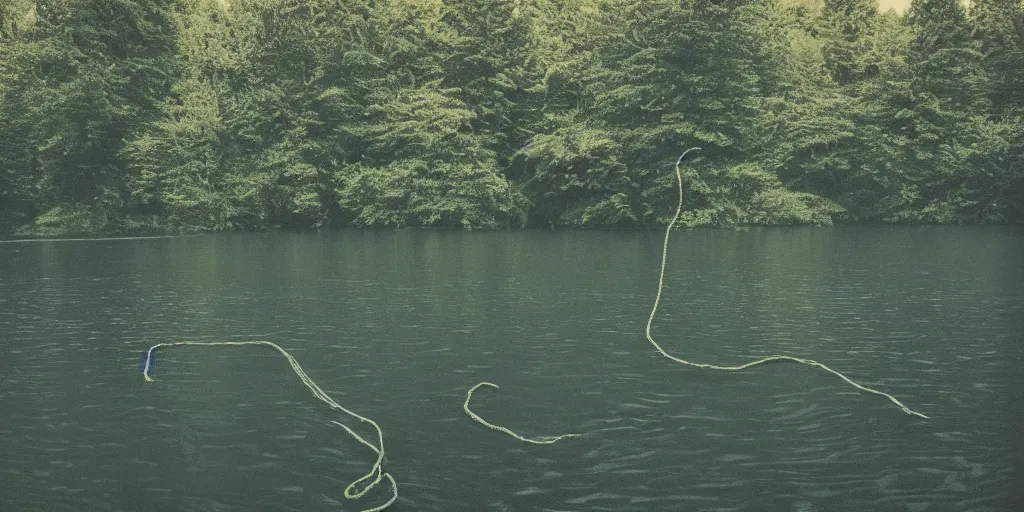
[646,148,929,419]
[142,341,398,512]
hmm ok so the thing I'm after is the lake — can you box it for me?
[1,227,1022,511]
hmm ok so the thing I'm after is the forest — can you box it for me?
[0,0,1021,236]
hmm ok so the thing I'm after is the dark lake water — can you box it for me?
[1,227,1022,512]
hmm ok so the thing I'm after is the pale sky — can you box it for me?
[878,0,913,12]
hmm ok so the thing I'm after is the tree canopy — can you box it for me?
[1,0,1021,236]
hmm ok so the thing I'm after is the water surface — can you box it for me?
[1,227,1021,511]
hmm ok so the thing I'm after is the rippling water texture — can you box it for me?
[1,227,1022,511]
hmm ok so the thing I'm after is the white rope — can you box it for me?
[646,148,929,419]
[0,234,200,243]
[463,382,579,444]
[143,341,398,511]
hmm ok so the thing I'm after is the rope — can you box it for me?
[646,148,929,419]
[0,234,200,243]
[142,341,398,512]
[463,382,579,444]
[137,148,926,509]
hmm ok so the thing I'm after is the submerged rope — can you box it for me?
[647,148,929,419]
[143,341,398,512]
[463,382,579,444]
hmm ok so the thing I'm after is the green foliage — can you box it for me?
[438,0,541,155]
[819,0,879,85]
[2,0,1022,236]
[677,163,844,227]
[337,75,528,228]
[0,0,178,236]
[969,0,1024,222]
[16,204,108,237]
[340,159,526,228]
[517,118,630,226]
[516,0,815,228]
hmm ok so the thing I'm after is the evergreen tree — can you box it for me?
[324,0,528,228]
[0,0,38,234]
[1,0,178,235]
[970,0,1024,116]
[819,0,879,86]
[885,0,1005,221]
[226,0,372,228]
[124,0,243,230]
[970,0,1024,221]
[748,1,857,223]
[518,0,836,227]
[435,0,546,165]
[3,0,1021,234]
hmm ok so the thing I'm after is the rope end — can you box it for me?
[675,147,702,167]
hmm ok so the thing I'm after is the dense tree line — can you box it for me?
[1,0,1021,235]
